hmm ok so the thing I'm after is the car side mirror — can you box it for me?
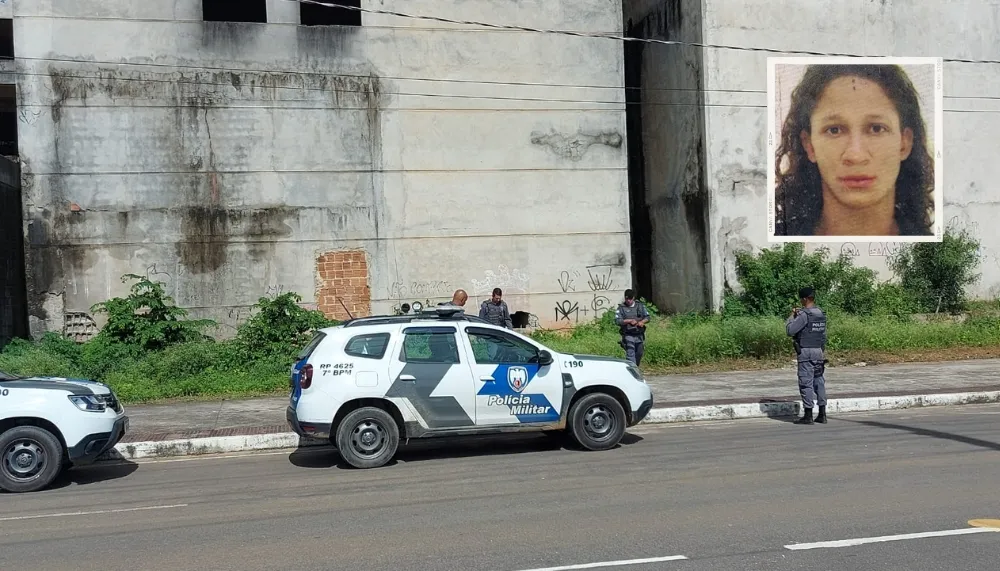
[537,350,553,366]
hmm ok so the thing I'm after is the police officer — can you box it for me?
[438,289,468,307]
[785,286,828,425]
[479,288,513,329]
[615,289,650,366]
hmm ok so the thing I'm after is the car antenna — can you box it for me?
[337,297,355,320]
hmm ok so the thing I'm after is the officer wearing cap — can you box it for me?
[615,289,650,366]
[785,286,828,425]
[479,287,512,329]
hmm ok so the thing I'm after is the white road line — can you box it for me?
[512,555,688,571]
[785,527,1000,550]
[0,503,188,522]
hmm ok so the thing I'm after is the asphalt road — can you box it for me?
[3,405,1000,571]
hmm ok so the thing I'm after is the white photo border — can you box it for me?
[766,56,944,243]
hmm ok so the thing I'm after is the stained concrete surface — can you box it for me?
[122,358,1000,434]
[3,405,999,571]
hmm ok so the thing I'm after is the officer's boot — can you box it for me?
[794,407,814,425]
[815,405,827,424]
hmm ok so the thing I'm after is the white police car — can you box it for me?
[286,307,653,468]
[0,371,129,493]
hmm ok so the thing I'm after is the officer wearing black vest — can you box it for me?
[615,289,650,366]
[479,288,513,329]
[785,287,828,425]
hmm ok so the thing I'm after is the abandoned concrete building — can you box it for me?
[3,0,1000,346]
[3,0,631,343]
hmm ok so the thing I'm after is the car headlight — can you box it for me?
[68,395,108,412]
[626,364,645,382]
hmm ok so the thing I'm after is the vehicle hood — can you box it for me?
[1,375,112,395]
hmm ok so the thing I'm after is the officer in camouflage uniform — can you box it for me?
[479,288,513,329]
[614,289,650,366]
[785,286,828,425]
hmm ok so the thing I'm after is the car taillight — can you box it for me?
[301,364,313,389]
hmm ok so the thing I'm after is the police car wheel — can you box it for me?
[0,426,65,493]
[567,393,626,452]
[335,407,400,469]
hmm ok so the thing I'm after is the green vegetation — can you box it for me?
[1,228,996,404]
[0,274,337,403]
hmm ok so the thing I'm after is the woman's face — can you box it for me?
[800,75,914,212]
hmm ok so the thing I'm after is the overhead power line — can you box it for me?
[12,59,1000,105]
[288,0,1000,65]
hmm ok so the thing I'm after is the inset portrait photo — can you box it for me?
[767,57,943,242]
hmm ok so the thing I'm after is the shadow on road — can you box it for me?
[44,461,140,491]
[758,398,800,423]
[839,418,1000,452]
[288,431,645,469]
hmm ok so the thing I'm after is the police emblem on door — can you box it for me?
[507,367,529,393]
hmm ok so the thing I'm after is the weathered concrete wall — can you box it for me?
[14,0,630,337]
[628,0,1000,310]
[623,0,710,314]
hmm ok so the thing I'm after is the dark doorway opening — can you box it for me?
[0,84,15,158]
[623,20,653,302]
[0,85,27,350]
[202,0,267,24]
[0,19,13,60]
[301,0,362,26]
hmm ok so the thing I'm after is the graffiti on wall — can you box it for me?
[553,264,621,323]
[831,216,999,278]
[471,264,530,295]
[388,280,452,300]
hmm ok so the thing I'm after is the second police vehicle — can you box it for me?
[287,306,654,468]
[1,371,129,493]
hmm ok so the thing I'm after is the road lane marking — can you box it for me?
[785,527,1000,550]
[969,519,1000,529]
[0,503,188,522]
[512,555,688,571]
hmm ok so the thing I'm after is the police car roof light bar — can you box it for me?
[340,309,490,328]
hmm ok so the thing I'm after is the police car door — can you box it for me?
[462,326,562,427]
[385,326,478,430]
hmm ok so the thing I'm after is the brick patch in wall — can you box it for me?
[316,249,371,321]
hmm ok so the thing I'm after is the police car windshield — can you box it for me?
[0,370,23,381]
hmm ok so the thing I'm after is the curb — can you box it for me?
[642,390,1000,423]
[100,390,1000,462]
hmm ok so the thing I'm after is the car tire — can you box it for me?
[567,393,627,452]
[335,407,400,469]
[0,425,65,493]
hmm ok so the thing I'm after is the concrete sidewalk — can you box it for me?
[107,358,1000,460]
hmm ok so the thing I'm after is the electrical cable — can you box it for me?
[7,2,999,97]
[8,62,1000,106]
[287,0,1000,65]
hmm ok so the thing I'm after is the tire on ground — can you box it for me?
[0,425,65,493]
[567,392,627,452]
[334,406,400,469]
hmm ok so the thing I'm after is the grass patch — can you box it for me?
[533,312,1000,372]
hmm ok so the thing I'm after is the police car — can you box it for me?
[0,371,129,493]
[286,306,654,468]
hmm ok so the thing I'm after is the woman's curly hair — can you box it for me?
[773,64,934,236]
